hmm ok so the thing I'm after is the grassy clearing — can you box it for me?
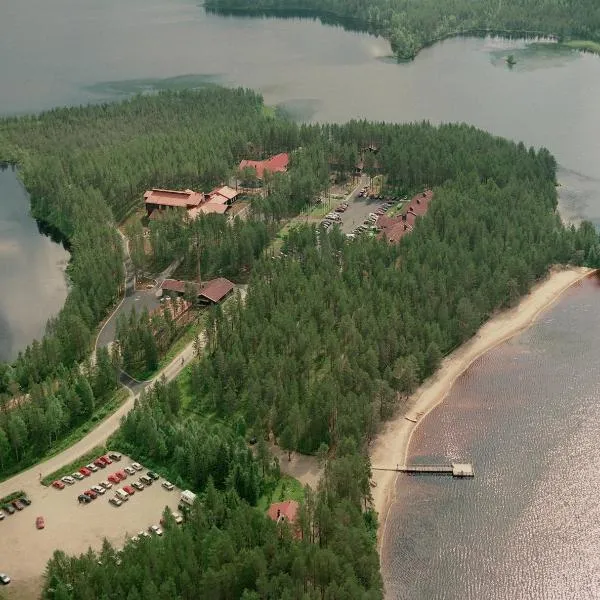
[41,446,108,486]
[563,40,600,55]
[0,490,26,505]
[257,475,305,512]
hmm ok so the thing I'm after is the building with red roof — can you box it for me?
[377,190,433,244]
[198,278,235,304]
[239,152,289,180]
[160,277,235,304]
[267,500,301,538]
[144,189,203,217]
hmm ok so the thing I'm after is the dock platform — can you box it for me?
[373,463,474,478]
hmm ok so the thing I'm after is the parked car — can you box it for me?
[108,452,122,461]
[78,494,92,504]
[138,530,150,539]
[140,475,153,486]
[100,455,113,465]
[84,489,97,500]
[71,472,84,481]
[99,480,113,490]
[115,489,129,502]
[79,467,91,477]
[11,500,25,511]
[91,485,106,495]
[149,525,163,536]
[61,476,75,485]
[109,497,122,507]
[3,504,15,515]
[86,463,98,473]
[162,512,183,526]
[147,471,159,480]
[0,573,10,585]
[20,496,31,506]
[93,458,106,469]
[124,466,136,476]
[123,485,135,495]
[131,462,143,471]
[116,470,127,480]
[36,516,45,529]
[0,511,5,520]
[132,481,144,491]
[108,473,120,484]
[162,481,174,491]
[52,480,65,490]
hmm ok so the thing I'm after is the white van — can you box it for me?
[115,489,129,501]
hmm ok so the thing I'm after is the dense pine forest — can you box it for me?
[205,0,600,59]
[0,89,302,476]
[0,88,598,598]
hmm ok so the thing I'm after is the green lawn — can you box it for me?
[0,490,26,505]
[257,475,305,512]
[563,40,600,55]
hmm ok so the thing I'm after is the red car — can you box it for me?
[52,480,65,490]
[101,455,113,465]
[108,473,120,484]
[116,470,127,480]
[84,489,97,499]
[79,467,91,477]
[123,485,135,495]
[93,458,106,469]
[36,516,45,529]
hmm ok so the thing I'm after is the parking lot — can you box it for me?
[317,181,401,237]
[0,453,182,598]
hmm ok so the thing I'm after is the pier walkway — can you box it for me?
[372,463,474,478]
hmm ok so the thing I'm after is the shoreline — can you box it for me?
[371,265,595,553]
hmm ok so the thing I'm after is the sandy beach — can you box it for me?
[371,265,595,550]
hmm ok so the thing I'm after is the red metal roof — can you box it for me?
[198,278,234,303]
[160,279,186,293]
[144,189,203,208]
[377,190,433,244]
[267,500,299,524]
[239,153,289,179]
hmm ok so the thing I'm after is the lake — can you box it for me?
[0,167,69,362]
[382,275,600,599]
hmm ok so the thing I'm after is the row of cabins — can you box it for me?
[377,189,433,244]
[144,153,290,220]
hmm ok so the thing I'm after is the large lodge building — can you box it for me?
[144,185,240,220]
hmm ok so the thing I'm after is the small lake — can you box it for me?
[0,168,69,362]
[1,0,600,358]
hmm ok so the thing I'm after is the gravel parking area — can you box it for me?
[338,196,389,234]
[1,454,182,598]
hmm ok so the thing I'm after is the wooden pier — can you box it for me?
[373,463,474,478]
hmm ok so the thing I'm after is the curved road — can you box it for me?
[0,337,200,500]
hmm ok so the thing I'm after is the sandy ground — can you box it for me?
[1,455,182,599]
[371,266,594,551]
[268,443,322,490]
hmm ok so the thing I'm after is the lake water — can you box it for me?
[382,275,600,599]
[0,167,69,362]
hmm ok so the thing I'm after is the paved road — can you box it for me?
[0,284,251,500]
[0,331,202,502]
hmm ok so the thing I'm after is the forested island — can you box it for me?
[0,88,599,598]
[204,0,600,60]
